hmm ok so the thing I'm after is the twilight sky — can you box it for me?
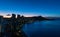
[0,0,60,17]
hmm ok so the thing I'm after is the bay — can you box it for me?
[22,20,60,37]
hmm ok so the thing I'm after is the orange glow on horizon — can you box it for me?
[3,16,11,18]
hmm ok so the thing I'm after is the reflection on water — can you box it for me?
[22,20,60,37]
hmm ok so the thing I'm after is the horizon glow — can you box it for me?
[0,0,60,17]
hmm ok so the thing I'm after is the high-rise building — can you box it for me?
[0,16,3,24]
[0,16,3,32]
[11,14,16,25]
[11,14,16,19]
[11,14,17,32]
[17,15,20,19]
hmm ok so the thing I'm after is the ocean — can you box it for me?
[22,19,60,37]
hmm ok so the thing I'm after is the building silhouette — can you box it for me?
[0,16,3,33]
[0,16,3,24]
[17,14,21,19]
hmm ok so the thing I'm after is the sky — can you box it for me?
[0,0,60,17]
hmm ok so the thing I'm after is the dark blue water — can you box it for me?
[22,20,60,37]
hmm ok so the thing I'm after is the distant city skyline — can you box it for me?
[0,0,60,17]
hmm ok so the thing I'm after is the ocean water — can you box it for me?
[22,20,60,37]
